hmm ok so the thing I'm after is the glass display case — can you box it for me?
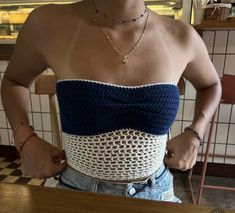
[0,0,184,40]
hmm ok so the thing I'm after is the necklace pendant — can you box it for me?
[122,57,127,64]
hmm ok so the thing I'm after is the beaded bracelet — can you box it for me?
[184,127,203,146]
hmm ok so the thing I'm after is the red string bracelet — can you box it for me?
[19,132,37,153]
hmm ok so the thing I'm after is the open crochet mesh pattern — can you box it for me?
[63,129,167,181]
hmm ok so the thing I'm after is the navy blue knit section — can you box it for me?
[56,81,180,136]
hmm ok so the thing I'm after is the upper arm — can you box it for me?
[4,5,52,87]
[182,26,220,91]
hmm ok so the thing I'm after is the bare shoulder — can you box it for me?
[23,2,82,37]
[151,14,206,65]
[157,15,199,48]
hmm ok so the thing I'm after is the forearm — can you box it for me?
[190,82,222,138]
[1,77,33,149]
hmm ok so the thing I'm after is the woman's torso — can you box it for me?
[36,0,191,85]
[33,0,192,181]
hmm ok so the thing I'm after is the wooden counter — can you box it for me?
[0,183,234,213]
[194,20,235,31]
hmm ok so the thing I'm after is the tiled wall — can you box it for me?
[0,65,58,147]
[172,29,235,165]
[0,29,235,164]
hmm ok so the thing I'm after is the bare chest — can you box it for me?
[43,16,188,85]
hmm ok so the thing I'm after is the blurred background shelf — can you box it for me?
[194,20,235,30]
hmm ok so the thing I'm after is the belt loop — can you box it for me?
[90,179,99,192]
[150,175,155,189]
[125,183,132,196]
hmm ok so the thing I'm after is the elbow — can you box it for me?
[197,79,222,102]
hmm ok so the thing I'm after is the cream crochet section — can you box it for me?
[62,129,167,181]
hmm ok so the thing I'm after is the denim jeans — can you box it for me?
[57,164,182,203]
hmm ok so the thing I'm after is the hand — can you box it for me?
[164,131,200,171]
[19,135,67,178]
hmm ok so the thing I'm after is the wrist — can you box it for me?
[184,126,203,145]
[18,132,37,152]
[13,123,35,149]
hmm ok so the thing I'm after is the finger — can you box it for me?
[52,156,67,165]
[164,155,178,169]
[52,150,67,164]
[165,150,174,159]
[51,161,68,177]
[165,140,175,153]
[56,150,67,160]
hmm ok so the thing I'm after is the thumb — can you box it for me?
[166,140,175,153]
[56,150,67,160]
[51,160,67,177]
[164,155,178,169]
[52,150,67,164]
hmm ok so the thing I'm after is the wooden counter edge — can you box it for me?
[0,183,234,213]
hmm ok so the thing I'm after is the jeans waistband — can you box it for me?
[59,164,167,196]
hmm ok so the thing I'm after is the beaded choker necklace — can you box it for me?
[92,4,149,64]
[93,0,147,25]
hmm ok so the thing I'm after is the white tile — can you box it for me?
[201,141,215,155]
[35,131,43,138]
[0,111,7,128]
[32,113,42,131]
[202,31,215,53]
[175,100,183,120]
[170,121,182,138]
[225,158,235,164]
[212,55,225,78]
[209,54,213,60]
[197,145,204,161]
[31,94,41,112]
[181,121,192,133]
[214,144,226,156]
[227,31,235,54]
[224,55,235,75]
[225,145,235,157]
[214,123,229,143]
[212,157,224,163]
[228,124,235,145]
[42,113,51,131]
[40,95,50,112]
[218,103,232,123]
[28,112,33,126]
[183,100,195,121]
[43,131,53,144]
[30,81,35,93]
[185,81,196,99]
[0,129,11,146]
[214,31,228,53]
[231,105,235,123]
[0,96,3,110]
[0,61,8,72]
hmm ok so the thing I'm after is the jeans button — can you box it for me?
[129,187,136,196]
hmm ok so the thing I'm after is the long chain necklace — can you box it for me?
[92,6,149,64]
[93,0,147,25]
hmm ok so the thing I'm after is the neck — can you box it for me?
[92,0,146,21]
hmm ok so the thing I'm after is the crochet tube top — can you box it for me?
[56,79,180,181]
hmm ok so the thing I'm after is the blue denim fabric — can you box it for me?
[57,164,182,203]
